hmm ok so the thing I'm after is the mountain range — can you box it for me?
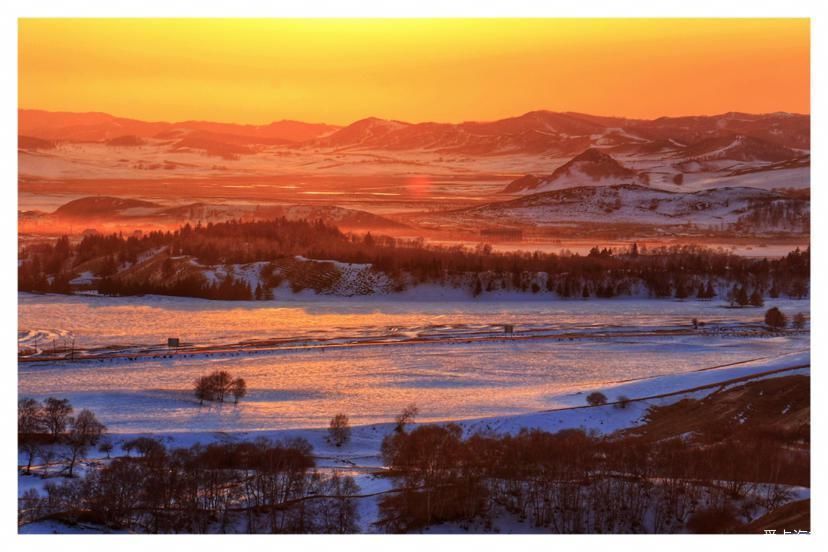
[19,109,809,158]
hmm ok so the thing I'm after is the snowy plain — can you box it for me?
[18,293,809,433]
[17,292,810,534]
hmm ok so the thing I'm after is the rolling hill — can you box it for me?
[503,148,647,193]
[47,196,405,230]
[409,184,809,236]
[21,109,809,159]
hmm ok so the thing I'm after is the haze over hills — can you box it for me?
[18,109,340,145]
[35,196,406,231]
[19,108,809,155]
[18,107,811,245]
[310,110,809,156]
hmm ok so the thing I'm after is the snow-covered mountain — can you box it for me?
[19,109,809,158]
[411,184,808,234]
[503,149,647,193]
[305,110,808,156]
[679,134,798,163]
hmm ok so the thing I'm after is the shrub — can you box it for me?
[394,404,419,433]
[792,312,806,330]
[615,395,632,409]
[329,413,351,447]
[123,437,165,459]
[586,392,608,407]
[764,307,787,329]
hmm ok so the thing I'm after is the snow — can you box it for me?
[530,168,643,193]
[427,185,799,229]
[458,351,809,438]
[17,326,810,534]
[19,520,127,534]
[17,349,809,482]
[68,271,95,285]
[19,291,809,434]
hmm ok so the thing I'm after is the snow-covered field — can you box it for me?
[17,292,810,534]
[18,293,809,433]
[18,348,811,533]
[18,292,810,350]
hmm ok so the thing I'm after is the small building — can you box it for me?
[167,337,180,348]
[504,324,515,336]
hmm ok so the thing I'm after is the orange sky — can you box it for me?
[18,18,809,125]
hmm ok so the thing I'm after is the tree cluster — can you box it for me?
[98,273,254,301]
[18,397,106,477]
[377,377,809,533]
[194,371,247,404]
[19,437,360,533]
[377,423,806,533]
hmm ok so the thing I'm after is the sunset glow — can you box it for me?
[19,18,809,124]
[17,14,813,535]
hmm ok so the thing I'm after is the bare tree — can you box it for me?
[329,413,351,447]
[19,398,46,475]
[98,440,114,459]
[18,398,43,434]
[394,403,419,433]
[231,378,247,404]
[43,397,73,440]
[210,370,233,402]
[194,376,214,405]
[65,409,106,477]
[39,447,57,477]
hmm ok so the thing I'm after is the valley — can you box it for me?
[18,110,809,251]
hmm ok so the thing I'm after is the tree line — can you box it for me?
[19,381,807,534]
[19,436,360,533]
[377,422,807,533]
[18,218,810,301]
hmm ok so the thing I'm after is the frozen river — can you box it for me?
[18,293,809,433]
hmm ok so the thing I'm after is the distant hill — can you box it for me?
[18,109,340,145]
[48,196,405,230]
[308,110,808,155]
[410,184,809,235]
[20,109,809,158]
[53,197,161,218]
[679,134,798,162]
[18,135,57,151]
[504,149,646,193]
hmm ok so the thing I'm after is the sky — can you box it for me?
[18,18,810,125]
